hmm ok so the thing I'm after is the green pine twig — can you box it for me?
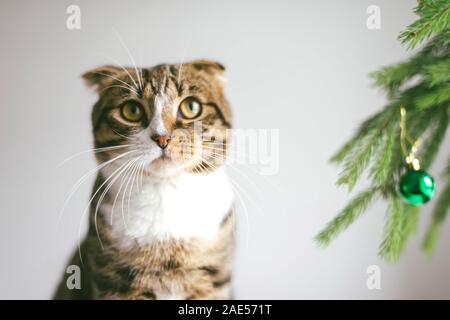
[423,58,450,86]
[315,188,379,246]
[378,196,405,262]
[316,0,450,262]
[423,158,450,256]
[399,0,450,49]
[370,124,396,186]
[420,107,449,169]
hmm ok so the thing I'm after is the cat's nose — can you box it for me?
[151,134,171,149]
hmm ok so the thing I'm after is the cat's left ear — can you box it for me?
[188,60,227,87]
[188,60,226,76]
[82,65,122,92]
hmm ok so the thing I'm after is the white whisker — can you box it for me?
[93,157,141,249]
[120,157,140,232]
[76,154,138,265]
[57,144,132,168]
[99,52,140,92]
[101,84,139,95]
[110,158,139,226]
[93,71,137,92]
[112,28,144,91]
[112,129,135,141]
[126,157,142,220]
[57,149,138,226]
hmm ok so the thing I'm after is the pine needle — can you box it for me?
[317,0,450,262]
[420,107,449,169]
[315,188,378,246]
[423,58,450,86]
[370,124,396,186]
[399,203,421,251]
[422,157,450,256]
[399,0,450,49]
[414,85,450,109]
[336,132,380,191]
[422,180,450,256]
[379,196,405,262]
[370,60,419,95]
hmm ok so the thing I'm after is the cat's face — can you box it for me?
[83,61,232,178]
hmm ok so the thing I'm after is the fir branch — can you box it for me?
[330,109,394,164]
[408,105,444,138]
[420,29,450,54]
[415,0,449,18]
[399,203,421,251]
[423,157,450,256]
[420,107,449,169]
[370,60,419,96]
[317,1,450,262]
[371,50,450,97]
[378,196,405,262]
[414,84,450,109]
[336,131,380,191]
[399,1,450,49]
[315,188,378,246]
[423,58,450,86]
[422,179,450,256]
[370,124,396,186]
[329,135,362,164]
[380,140,403,197]
[335,107,398,190]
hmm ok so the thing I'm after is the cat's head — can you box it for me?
[83,60,232,178]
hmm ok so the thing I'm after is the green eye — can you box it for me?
[121,101,144,122]
[179,97,202,119]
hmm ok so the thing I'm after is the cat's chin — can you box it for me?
[144,156,189,179]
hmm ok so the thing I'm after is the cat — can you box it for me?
[54,60,235,300]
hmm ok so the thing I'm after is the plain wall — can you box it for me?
[1,0,450,299]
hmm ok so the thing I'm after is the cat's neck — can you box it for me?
[100,168,234,251]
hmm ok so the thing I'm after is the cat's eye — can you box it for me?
[121,101,144,122]
[178,97,202,119]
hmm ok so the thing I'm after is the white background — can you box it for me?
[1,0,450,299]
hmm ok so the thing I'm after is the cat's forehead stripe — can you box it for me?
[142,66,171,99]
[143,82,152,99]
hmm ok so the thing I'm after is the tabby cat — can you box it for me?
[54,60,235,300]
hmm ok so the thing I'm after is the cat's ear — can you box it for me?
[188,60,226,75]
[82,65,123,92]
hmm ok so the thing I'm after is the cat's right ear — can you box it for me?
[82,65,122,92]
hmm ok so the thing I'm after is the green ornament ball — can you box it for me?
[399,169,435,206]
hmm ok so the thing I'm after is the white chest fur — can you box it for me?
[103,168,233,250]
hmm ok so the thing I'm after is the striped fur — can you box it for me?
[54,61,234,300]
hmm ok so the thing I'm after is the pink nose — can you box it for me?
[151,134,171,149]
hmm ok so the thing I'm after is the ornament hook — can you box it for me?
[400,107,421,170]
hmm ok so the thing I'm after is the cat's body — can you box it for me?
[54,61,235,299]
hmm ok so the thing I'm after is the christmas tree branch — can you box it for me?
[316,0,450,261]
[420,107,449,169]
[379,196,405,262]
[315,188,379,246]
[379,197,420,262]
[370,124,396,186]
[399,0,450,49]
[422,158,450,255]
[423,58,450,86]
